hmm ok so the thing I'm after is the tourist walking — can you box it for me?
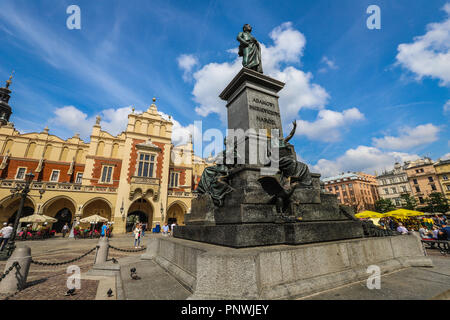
[162,223,169,236]
[62,223,69,238]
[133,224,142,248]
[0,223,13,251]
[170,222,177,236]
[101,223,108,238]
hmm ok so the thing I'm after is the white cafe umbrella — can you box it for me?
[20,213,57,223]
[79,214,108,224]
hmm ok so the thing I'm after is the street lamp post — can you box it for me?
[160,205,164,224]
[120,199,125,219]
[0,171,35,261]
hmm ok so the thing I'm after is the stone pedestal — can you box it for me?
[175,221,364,248]
[220,67,285,133]
[176,167,363,248]
[142,235,432,300]
[220,68,285,166]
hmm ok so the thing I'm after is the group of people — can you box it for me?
[132,223,146,248]
[131,221,177,247]
[162,222,177,236]
[375,214,449,240]
[417,215,450,241]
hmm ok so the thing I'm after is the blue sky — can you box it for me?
[0,0,449,177]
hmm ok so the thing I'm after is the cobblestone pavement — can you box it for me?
[0,234,146,300]
[302,250,450,300]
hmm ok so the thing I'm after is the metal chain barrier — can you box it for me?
[0,262,20,283]
[109,245,146,253]
[30,247,97,266]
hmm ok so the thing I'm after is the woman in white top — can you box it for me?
[133,224,142,248]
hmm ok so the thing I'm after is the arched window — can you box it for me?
[60,146,69,162]
[2,139,13,155]
[135,120,142,133]
[96,141,105,156]
[26,142,36,158]
[111,143,119,158]
[160,125,166,137]
[44,145,53,159]
[147,122,154,135]
[75,149,85,163]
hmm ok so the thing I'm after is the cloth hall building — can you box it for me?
[0,77,209,234]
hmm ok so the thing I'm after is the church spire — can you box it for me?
[5,71,14,89]
[0,71,14,125]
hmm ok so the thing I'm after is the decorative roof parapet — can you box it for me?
[135,139,161,152]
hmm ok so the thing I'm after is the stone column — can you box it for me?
[141,237,159,260]
[0,246,32,294]
[94,237,109,265]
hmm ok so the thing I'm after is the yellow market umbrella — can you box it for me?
[404,210,425,217]
[355,211,383,219]
[80,214,108,224]
[20,213,57,223]
[383,209,408,218]
[383,209,424,218]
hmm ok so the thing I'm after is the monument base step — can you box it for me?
[173,221,364,248]
[141,234,432,300]
[87,262,121,277]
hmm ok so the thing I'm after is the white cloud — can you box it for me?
[441,153,450,160]
[100,106,136,135]
[50,105,196,146]
[177,54,199,81]
[444,100,450,114]
[49,106,95,140]
[396,4,450,86]
[49,106,135,140]
[190,22,329,123]
[312,146,420,178]
[295,108,364,142]
[318,56,338,73]
[372,123,440,150]
[158,111,201,146]
[193,60,241,120]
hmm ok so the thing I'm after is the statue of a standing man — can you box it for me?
[237,24,263,73]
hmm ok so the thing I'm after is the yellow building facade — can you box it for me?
[434,158,450,201]
[0,80,209,234]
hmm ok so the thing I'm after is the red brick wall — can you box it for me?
[0,157,85,183]
[127,139,165,183]
[127,139,145,183]
[42,162,71,183]
[0,158,39,180]
[91,158,122,187]
[154,142,165,180]
[169,168,186,191]
[192,176,201,190]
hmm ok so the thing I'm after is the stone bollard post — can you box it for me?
[94,236,109,265]
[141,237,159,260]
[0,246,32,294]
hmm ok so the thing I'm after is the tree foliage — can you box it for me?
[400,193,417,210]
[375,198,395,213]
[423,192,449,213]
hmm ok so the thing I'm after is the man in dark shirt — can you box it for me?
[440,224,450,240]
